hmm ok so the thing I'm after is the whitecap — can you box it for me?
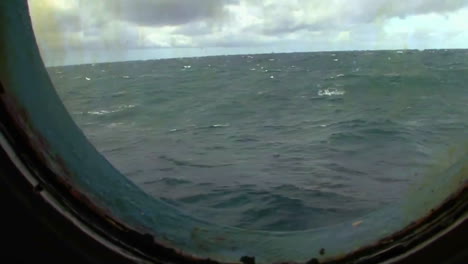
[396,50,404,54]
[122,75,130,79]
[336,74,345,78]
[107,122,124,128]
[85,77,91,81]
[183,65,191,69]
[318,88,346,96]
[333,59,339,62]
[211,124,230,128]
[384,73,400,77]
[117,104,136,110]
[112,91,127,97]
[87,110,111,115]
[270,75,275,79]
[87,104,136,116]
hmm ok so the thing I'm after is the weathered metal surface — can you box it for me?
[0,1,466,263]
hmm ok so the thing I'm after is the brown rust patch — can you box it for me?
[352,220,363,227]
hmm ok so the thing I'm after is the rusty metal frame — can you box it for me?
[0,1,467,263]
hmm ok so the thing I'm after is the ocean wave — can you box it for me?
[323,162,366,176]
[360,128,410,137]
[329,132,366,142]
[230,135,259,143]
[235,191,361,230]
[52,51,468,231]
[158,155,232,168]
[178,190,236,204]
[149,177,192,186]
[87,110,113,116]
[325,119,398,129]
[173,185,360,229]
[106,122,125,128]
[86,104,137,116]
[195,124,231,129]
[110,91,128,98]
[318,88,346,96]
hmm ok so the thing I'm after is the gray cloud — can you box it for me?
[197,33,275,48]
[174,21,216,36]
[378,0,468,17]
[249,0,468,37]
[106,0,238,26]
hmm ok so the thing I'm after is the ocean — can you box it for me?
[47,50,468,231]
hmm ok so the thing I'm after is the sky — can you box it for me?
[29,0,468,66]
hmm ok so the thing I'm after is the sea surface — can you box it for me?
[47,50,468,231]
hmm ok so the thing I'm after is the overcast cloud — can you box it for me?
[28,0,468,65]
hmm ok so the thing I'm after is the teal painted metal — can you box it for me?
[0,1,466,263]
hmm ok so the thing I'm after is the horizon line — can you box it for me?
[45,47,468,68]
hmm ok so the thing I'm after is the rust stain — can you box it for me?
[352,220,363,227]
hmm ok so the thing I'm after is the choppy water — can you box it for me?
[47,50,468,231]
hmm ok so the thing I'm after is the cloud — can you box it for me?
[105,0,238,26]
[173,21,216,36]
[240,0,468,36]
[28,0,468,65]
